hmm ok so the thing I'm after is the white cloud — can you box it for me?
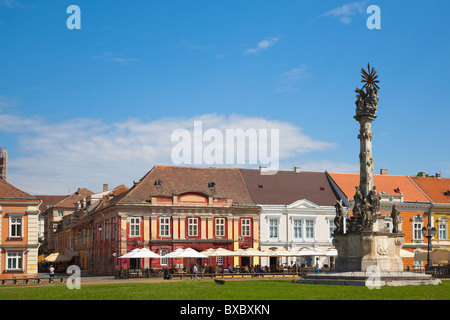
[0,95,19,110]
[244,37,279,55]
[321,1,367,24]
[92,52,139,64]
[0,0,32,8]
[275,65,309,93]
[1,113,340,194]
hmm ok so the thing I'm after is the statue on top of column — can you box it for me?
[355,63,380,116]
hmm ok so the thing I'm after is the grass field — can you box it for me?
[0,279,448,300]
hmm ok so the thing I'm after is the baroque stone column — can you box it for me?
[354,113,376,200]
[332,64,405,272]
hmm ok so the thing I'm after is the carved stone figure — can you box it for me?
[391,204,401,233]
[355,87,366,111]
[365,86,379,113]
[353,186,363,219]
[334,199,345,234]
[368,186,381,217]
[355,86,379,116]
[360,199,373,231]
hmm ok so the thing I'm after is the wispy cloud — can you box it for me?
[92,52,139,64]
[244,37,279,55]
[0,95,19,110]
[1,112,337,194]
[0,0,33,8]
[275,65,309,93]
[321,1,367,24]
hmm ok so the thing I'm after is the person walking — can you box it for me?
[49,264,55,278]
[193,264,200,281]
[314,258,322,274]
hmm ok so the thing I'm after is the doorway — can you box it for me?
[241,257,250,268]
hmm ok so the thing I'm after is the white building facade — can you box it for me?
[260,199,343,268]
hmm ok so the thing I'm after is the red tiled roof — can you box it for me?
[410,176,450,204]
[113,165,256,206]
[51,188,94,208]
[327,172,430,203]
[240,169,339,206]
[34,195,68,213]
[0,179,39,201]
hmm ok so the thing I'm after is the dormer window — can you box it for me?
[154,179,162,187]
[394,188,401,194]
[208,182,215,189]
[258,184,263,189]
[444,190,450,197]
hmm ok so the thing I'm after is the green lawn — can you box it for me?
[0,279,448,300]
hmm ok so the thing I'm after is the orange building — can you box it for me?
[0,178,42,278]
[327,171,431,270]
[410,175,450,260]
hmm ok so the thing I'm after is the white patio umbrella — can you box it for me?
[118,248,141,259]
[163,248,184,258]
[200,248,217,256]
[430,248,449,263]
[43,252,72,262]
[414,249,428,261]
[320,248,338,257]
[400,249,414,258]
[295,248,320,256]
[239,248,273,257]
[129,248,161,258]
[208,248,236,257]
[176,248,208,258]
[268,248,294,257]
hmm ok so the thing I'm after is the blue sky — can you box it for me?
[0,0,449,194]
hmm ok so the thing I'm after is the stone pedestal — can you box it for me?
[333,219,405,272]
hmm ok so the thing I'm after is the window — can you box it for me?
[439,223,448,240]
[188,218,198,237]
[305,220,315,239]
[241,219,251,237]
[6,252,23,270]
[269,219,278,239]
[58,210,63,217]
[216,256,223,265]
[129,217,141,237]
[160,249,169,265]
[293,220,302,239]
[215,218,225,237]
[413,221,423,242]
[160,217,170,237]
[292,218,316,241]
[328,220,335,239]
[10,217,22,237]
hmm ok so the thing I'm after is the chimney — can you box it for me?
[103,183,109,192]
[259,166,268,174]
[77,188,81,195]
[0,147,7,182]
[380,169,388,175]
[294,166,301,173]
[418,172,427,177]
[436,173,441,179]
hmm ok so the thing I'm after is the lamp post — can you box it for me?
[421,223,437,269]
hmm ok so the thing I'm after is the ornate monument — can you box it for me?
[332,64,405,272]
[296,65,439,286]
